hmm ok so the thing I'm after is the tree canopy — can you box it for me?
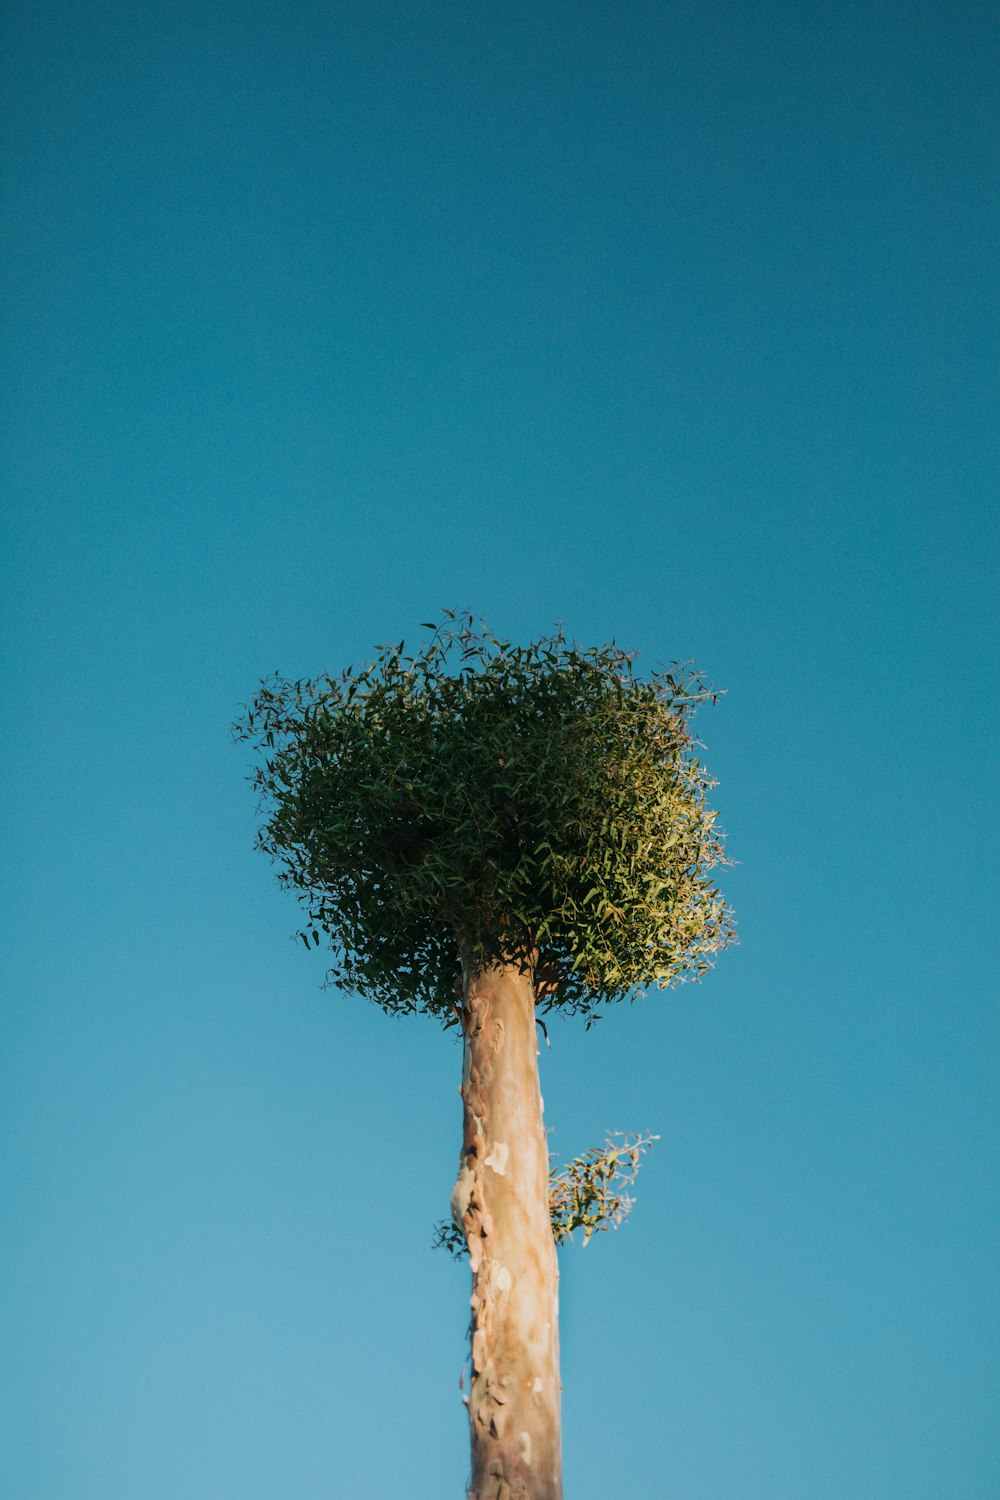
[234,612,733,1022]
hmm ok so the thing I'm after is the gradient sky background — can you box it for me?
[2,1,998,1496]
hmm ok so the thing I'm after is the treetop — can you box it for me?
[234,611,733,1022]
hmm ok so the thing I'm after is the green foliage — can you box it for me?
[547,1131,658,1245]
[430,1218,469,1261]
[234,611,732,1021]
[432,1133,658,1258]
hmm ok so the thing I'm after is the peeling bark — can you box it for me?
[453,953,563,1500]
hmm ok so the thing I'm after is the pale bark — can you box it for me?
[452,954,563,1500]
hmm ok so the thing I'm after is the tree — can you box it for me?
[235,613,732,1500]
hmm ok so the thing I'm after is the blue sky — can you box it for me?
[2,1,997,1496]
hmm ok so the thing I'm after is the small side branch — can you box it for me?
[548,1132,658,1245]
[433,1131,659,1258]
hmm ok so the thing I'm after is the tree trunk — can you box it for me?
[452,954,563,1500]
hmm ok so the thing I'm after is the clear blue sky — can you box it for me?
[2,1,997,1496]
